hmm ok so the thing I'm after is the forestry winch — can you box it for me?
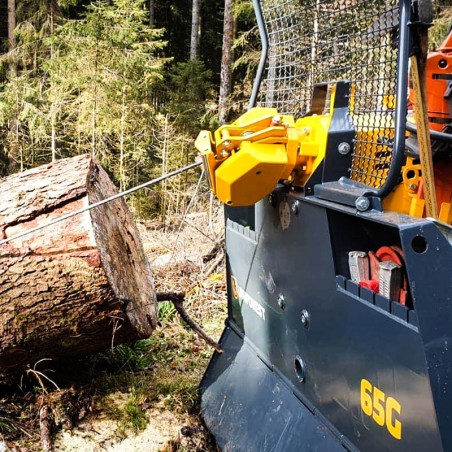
[196,1,452,450]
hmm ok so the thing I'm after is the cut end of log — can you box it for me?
[87,158,157,336]
[0,155,157,370]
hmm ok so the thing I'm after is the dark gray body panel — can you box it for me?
[201,326,346,451]
[201,192,451,451]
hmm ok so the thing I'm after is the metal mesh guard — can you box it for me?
[256,0,402,189]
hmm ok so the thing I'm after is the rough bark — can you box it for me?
[0,155,157,372]
[7,0,16,76]
[7,0,19,173]
[218,0,234,125]
[190,0,200,61]
[149,0,155,27]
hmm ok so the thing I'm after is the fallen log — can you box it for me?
[0,155,157,372]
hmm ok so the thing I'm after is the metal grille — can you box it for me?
[255,0,404,189]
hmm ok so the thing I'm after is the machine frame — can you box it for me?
[199,1,452,450]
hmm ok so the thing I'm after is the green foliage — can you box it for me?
[91,327,213,434]
[101,390,148,439]
[167,60,213,134]
[45,0,169,188]
[145,114,203,223]
[429,4,452,50]
[0,0,258,218]
[158,300,176,323]
[57,0,80,9]
[143,331,207,410]
[0,0,169,194]
[234,0,255,23]
[122,393,148,432]
[231,0,258,116]
[108,339,154,372]
[0,416,18,435]
[154,0,224,77]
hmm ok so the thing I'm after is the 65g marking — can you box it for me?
[360,379,402,440]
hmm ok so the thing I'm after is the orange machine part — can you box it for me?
[434,160,452,208]
[414,160,452,218]
[409,30,452,132]
[438,28,452,52]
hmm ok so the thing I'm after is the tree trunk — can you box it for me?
[50,0,56,162]
[7,0,16,77]
[7,0,19,174]
[149,0,155,27]
[218,0,234,125]
[0,155,157,372]
[190,0,201,61]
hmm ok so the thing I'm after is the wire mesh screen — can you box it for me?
[256,0,403,189]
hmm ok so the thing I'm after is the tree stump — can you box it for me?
[0,155,157,372]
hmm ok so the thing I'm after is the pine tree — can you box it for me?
[0,0,168,195]
[166,60,213,134]
[50,0,168,190]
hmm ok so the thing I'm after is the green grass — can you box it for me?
[91,325,215,438]
[158,300,177,323]
[0,416,18,435]
[100,390,148,439]
[108,339,154,372]
[123,394,147,430]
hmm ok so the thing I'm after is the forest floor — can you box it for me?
[1,208,226,451]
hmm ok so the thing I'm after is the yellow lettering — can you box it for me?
[360,379,402,440]
[386,397,402,440]
[360,379,373,416]
[372,386,385,426]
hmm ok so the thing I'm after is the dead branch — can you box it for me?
[203,250,224,278]
[39,405,53,451]
[202,240,224,264]
[156,292,223,354]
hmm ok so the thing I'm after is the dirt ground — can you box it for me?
[1,207,226,451]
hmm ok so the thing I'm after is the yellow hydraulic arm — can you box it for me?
[195,106,332,206]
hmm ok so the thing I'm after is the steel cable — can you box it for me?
[0,161,202,246]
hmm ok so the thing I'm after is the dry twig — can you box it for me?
[39,405,53,451]
[203,251,224,278]
[156,291,223,354]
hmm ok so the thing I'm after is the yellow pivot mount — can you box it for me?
[195,106,331,206]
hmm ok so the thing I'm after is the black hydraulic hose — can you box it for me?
[375,0,411,199]
[406,121,452,144]
[249,0,268,109]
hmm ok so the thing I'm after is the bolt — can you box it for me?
[338,142,351,155]
[272,115,282,125]
[223,140,232,148]
[408,183,418,191]
[268,194,276,207]
[301,309,310,328]
[303,127,311,136]
[291,200,300,215]
[355,196,370,212]
[221,150,229,158]
[277,294,286,310]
